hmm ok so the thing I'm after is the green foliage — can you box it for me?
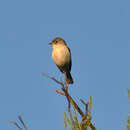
[126,116,130,130]
[64,112,67,130]
[126,89,130,130]
[127,88,130,99]
[64,96,96,130]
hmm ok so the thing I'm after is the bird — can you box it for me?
[49,37,73,84]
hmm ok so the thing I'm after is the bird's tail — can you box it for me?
[66,72,73,84]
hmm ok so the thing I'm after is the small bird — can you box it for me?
[49,37,73,84]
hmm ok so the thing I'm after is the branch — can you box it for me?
[42,73,96,130]
[42,73,85,117]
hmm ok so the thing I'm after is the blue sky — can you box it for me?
[0,0,130,129]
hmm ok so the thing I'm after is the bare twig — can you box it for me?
[10,115,28,130]
[9,120,23,130]
[18,115,28,130]
[80,99,88,115]
[55,89,65,95]
[42,73,64,87]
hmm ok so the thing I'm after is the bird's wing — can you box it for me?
[67,47,72,71]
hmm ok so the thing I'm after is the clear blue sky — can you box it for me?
[0,0,130,130]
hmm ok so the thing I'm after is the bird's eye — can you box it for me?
[55,40,58,43]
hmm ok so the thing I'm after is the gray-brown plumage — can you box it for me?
[49,37,73,84]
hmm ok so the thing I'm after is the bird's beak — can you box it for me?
[49,42,52,45]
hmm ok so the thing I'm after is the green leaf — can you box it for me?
[67,118,73,129]
[74,111,80,128]
[127,89,130,99]
[64,112,67,130]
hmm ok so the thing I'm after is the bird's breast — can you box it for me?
[52,45,70,66]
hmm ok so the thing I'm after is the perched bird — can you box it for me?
[49,37,73,84]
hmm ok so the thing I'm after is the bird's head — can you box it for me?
[49,37,66,48]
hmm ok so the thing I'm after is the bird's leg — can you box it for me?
[64,72,68,90]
